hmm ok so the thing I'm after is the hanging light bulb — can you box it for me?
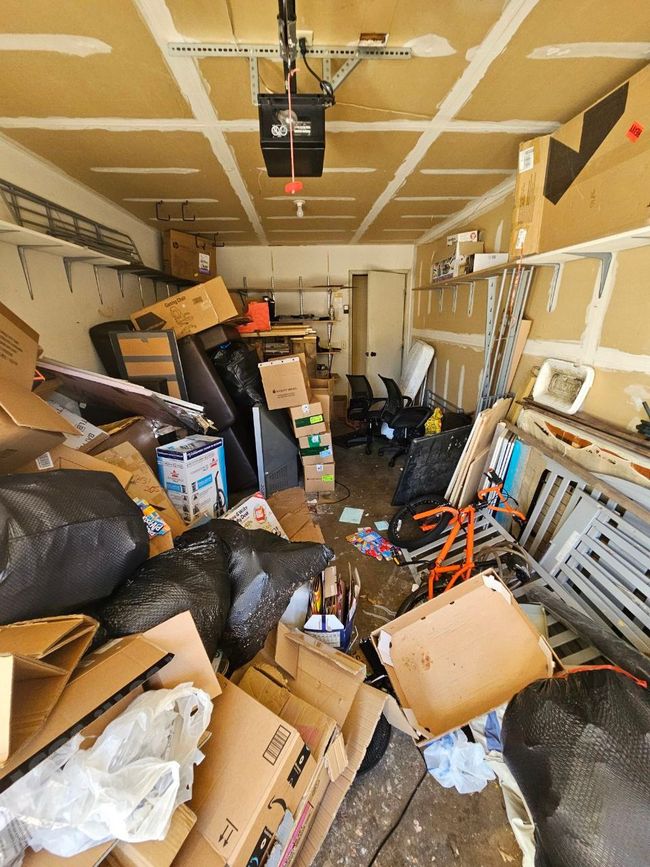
[295,199,305,218]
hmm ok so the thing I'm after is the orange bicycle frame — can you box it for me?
[413,474,526,600]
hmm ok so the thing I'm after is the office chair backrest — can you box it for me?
[379,375,405,420]
[346,374,374,422]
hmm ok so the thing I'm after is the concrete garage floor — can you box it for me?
[310,444,521,867]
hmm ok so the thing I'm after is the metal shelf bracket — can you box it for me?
[566,251,612,299]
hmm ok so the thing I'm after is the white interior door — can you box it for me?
[365,270,406,395]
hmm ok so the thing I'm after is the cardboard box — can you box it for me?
[309,378,335,394]
[98,441,185,537]
[175,677,312,867]
[0,616,97,766]
[156,435,227,524]
[162,229,217,283]
[130,277,238,338]
[106,804,197,867]
[46,398,108,452]
[18,443,133,488]
[310,389,331,426]
[267,488,325,544]
[509,65,650,257]
[303,462,335,493]
[238,665,338,764]
[299,432,333,466]
[466,252,509,273]
[371,571,555,740]
[225,491,289,538]
[90,416,159,472]
[447,230,481,245]
[432,241,484,281]
[9,614,220,865]
[290,403,326,438]
[260,355,311,411]
[0,303,78,473]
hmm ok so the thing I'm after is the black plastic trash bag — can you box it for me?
[92,528,231,658]
[0,470,149,625]
[206,519,334,669]
[502,669,650,867]
[209,341,266,408]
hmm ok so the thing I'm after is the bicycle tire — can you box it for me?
[396,584,430,616]
[357,713,392,774]
[387,494,450,551]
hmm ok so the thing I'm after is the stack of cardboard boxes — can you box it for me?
[259,356,336,495]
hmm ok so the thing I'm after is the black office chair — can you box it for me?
[333,374,385,454]
[377,375,432,467]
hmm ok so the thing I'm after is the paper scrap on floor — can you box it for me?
[347,528,399,561]
[339,507,364,524]
[374,520,389,531]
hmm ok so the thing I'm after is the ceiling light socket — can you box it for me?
[295,199,305,218]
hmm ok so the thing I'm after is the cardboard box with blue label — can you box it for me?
[299,431,333,466]
[290,402,327,438]
[156,434,228,524]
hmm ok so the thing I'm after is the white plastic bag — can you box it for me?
[423,729,496,795]
[0,684,212,861]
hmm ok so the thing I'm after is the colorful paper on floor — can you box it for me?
[347,527,399,561]
[339,507,364,524]
[374,520,389,531]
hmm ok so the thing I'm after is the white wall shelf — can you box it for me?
[0,217,130,300]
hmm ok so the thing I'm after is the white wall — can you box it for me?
[217,244,414,390]
[0,135,161,371]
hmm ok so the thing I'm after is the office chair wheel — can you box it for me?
[365,445,372,455]
[377,447,385,456]
[388,456,397,468]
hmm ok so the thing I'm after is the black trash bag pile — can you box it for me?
[0,470,149,625]
[89,519,333,667]
[209,340,266,408]
[204,519,333,668]
[91,526,232,659]
[502,668,650,867]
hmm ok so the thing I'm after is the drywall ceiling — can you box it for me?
[0,0,649,246]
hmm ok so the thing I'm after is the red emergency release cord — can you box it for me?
[556,663,647,689]
[284,67,303,195]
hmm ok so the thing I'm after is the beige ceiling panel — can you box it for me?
[418,133,525,170]
[458,1,650,122]
[3,128,248,219]
[328,58,465,122]
[0,0,191,118]
[260,199,369,219]
[380,199,469,218]
[398,172,509,198]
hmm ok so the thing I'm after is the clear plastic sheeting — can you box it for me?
[503,669,650,867]
[0,685,212,864]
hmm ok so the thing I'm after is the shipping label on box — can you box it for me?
[157,435,228,524]
[259,356,311,411]
[162,229,217,283]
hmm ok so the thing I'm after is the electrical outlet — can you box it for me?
[297,30,314,45]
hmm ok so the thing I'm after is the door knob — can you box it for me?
[370,351,377,357]
[365,352,369,357]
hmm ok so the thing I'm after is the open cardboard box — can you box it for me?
[0,303,78,473]
[9,612,221,866]
[130,277,238,339]
[0,616,97,766]
[259,355,311,411]
[372,571,555,741]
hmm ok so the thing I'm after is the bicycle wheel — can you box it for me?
[357,713,392,774]
[387,494,450,551]
[396,584,430,616]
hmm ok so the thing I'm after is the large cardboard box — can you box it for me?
[0,616,97,766]
[371,571,555,741]
[0,303,78,473]
[310,389,331,426]
[225,491,289,538]
[130,277,238,338]
[162,229,217,283]
[510,64,650,257]
[289,403,326,438]
[267,488,325,544]
[156,435,227,523]
[175,676,313,867]
[432,241,484,281]
[260,356,312,410]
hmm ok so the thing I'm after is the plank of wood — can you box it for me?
[506,319,531,391]
[457,446,491,508]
